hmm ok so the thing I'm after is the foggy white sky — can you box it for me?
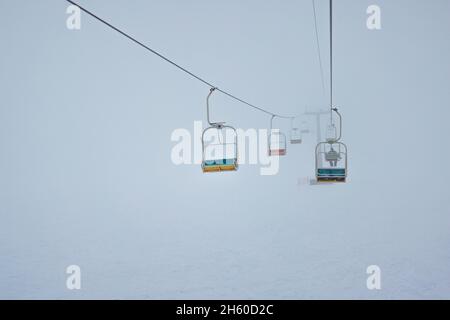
[0,0,449,299]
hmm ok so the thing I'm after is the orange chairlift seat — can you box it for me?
[268,115,287,156]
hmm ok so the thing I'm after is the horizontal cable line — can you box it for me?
[65,0,299,119]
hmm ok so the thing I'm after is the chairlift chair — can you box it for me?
[290,117,303,144]
[201,88,238,173]
[315,142,347,182]
[315,108,347,182]
[300,120,310,134]
[325,123,338,143]
[268,115,287,156]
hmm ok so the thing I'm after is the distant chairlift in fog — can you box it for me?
[290,117,303,144]
[300,119,310,134]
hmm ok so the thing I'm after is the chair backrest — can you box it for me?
[315,141,347,171]
[202,125,238,163]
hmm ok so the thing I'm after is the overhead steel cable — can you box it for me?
[65,0,214,88]
[65,0,298,120]
[311,0,326,97]
[329,0,334,123]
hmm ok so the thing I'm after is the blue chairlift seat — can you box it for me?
[317,168,346,182]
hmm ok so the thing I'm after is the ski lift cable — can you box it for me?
[65,0,300,120]
[329,0,334,124]
[311,0,326,98]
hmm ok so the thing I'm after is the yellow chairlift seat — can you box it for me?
[202,159,238,173]
[201,88,239,173]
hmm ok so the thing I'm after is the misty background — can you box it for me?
[0,0,449,299]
